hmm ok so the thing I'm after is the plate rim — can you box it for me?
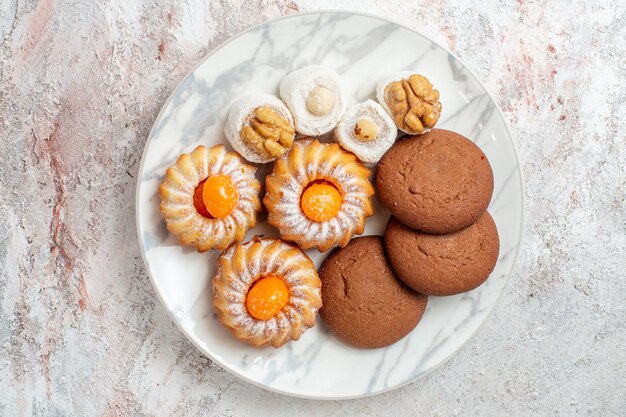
[135,9,526,400]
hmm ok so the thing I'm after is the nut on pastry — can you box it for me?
[279,65,346,136]
[334,99,398,164]
[212,237,322,348]
[377,71,442,134]
[159,145,261,252]
[264,138,375,252]
[225,94,295,163]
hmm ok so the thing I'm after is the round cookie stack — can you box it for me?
[376,128,500,296]
[318,129,499,349]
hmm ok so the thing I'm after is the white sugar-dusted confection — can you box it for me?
[334,100,398,164]
[376,71,417,133]
[279,65,346,136]
[224,94,294,163]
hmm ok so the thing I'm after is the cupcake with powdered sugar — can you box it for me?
[264,138,374,252]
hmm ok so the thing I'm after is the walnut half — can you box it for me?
[384,74,442,134]
[240,106,295,159]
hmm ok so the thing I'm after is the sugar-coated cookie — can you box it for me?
[279,65,346,136]
[224,94,295,163]
[334,100,397,164]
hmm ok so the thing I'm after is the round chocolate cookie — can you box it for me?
[375,129,494,234]
[319,236,427,349]
[384,212,500,296]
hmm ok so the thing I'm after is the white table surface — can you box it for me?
[0,1,624,416]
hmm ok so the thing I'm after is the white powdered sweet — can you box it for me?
[376,70,417,133]
[224,94,294,164]
[334,99,398,164]
[279,65,346,136]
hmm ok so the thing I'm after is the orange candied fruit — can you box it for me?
[201,175,238,219]
[193,180,213,218]
[246,276,290,320]
[300,180,342,222]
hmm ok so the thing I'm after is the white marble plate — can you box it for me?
[136,11,524,399]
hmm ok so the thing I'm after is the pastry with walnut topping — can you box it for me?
[377,72,442,134]
[225,94,296,163]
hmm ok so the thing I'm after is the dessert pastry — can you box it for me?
[225,94,295,163]
[334,99,398,164]
[376,71,442,134]
[384,213,500,295]
[212,237,322,348]
[376,129,493,234]
[159,145,261,252]
[279,65,346,136]
[319,236,428,349]
[264,138,374,252]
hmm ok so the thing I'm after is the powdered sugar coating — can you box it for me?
[279,66,346,136]
[212,237,322,348]
[224,94,294,163]
[264,139,374,252]
[159,145,261,252]
[334,99,398,164]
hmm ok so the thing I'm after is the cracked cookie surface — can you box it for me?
[384,213,500,295]
[318,236,427,349]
